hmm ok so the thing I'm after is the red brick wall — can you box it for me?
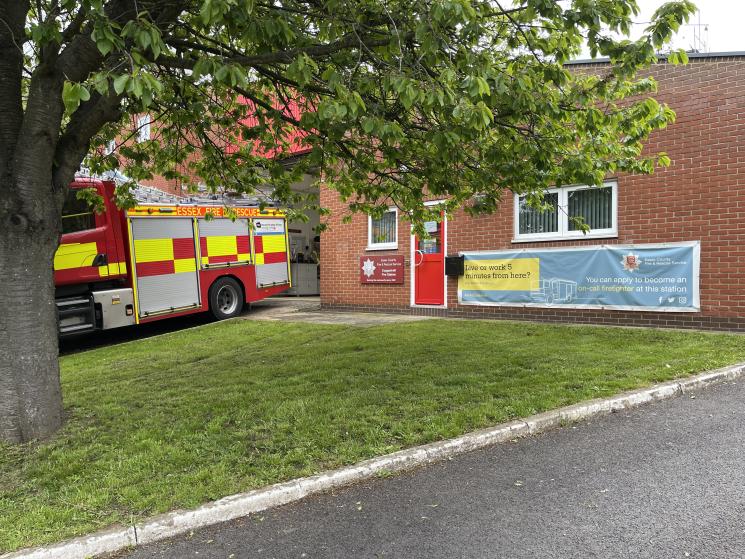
[320,55,745,331]
[138,174,184,197]
[138,151,205,197]
[116,114,203,197]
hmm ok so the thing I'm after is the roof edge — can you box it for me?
[567,50,745,66]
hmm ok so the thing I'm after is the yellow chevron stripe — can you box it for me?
[98,262,128,277]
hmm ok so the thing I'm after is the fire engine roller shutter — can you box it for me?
[130,217,200,317]
[254,218,289,288]
[198,218,251,267]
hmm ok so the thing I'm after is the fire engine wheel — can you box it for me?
[209,277,244,320]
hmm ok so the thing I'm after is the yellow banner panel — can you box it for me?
[261,235,286,253]
[459,258,540,291]
[206,236,238,257]
[174,258,197,274]
[54,242,98,270]
[254,253,265,265]
[134,239,174,263]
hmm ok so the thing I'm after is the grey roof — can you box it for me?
[567,50,745,66]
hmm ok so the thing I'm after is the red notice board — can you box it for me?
[360,255,405,284]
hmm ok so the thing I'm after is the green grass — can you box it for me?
[1,319,744,552]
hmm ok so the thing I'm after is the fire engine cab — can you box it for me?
[54,178,291,336]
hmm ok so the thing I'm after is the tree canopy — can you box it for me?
[3,0,695,225]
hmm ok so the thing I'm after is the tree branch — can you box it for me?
[160,31,406,71]
[60,4,87,43]
[233,86,307,129]
[53,90,125,197]
[56,0,188,83]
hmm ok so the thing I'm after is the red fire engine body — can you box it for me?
[54,178,291,335]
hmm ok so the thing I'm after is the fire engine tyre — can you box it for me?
[209,277,244,320]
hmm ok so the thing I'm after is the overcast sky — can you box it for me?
[578,0,745,58]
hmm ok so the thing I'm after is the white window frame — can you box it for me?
[136,115,151,143]
[513,181,618,243]
[367,207,398,251]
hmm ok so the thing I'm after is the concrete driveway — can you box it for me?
[245,296,432,326]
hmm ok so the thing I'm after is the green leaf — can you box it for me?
[62,83,90,114]
[361,118,376,134]
[215,65,229,83]
[131,77,143,97]
[95,38,113,56]
[200,0,213,25]
[113,75,129,95]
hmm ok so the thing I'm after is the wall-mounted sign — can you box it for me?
[458,242,700,312]
[360,255,405,284]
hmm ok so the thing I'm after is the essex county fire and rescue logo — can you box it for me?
[361,258,377,278]
[621,253,640,272]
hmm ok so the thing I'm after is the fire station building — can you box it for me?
[319,52,745,331]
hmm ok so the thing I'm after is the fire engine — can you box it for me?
[54,178,291,336]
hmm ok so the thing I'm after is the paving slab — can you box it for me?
[244,296,433,326]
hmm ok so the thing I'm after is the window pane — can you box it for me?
[568,187,612,231]
[61,190,95,234]
[518,193,558,235]
[418,221,441,253]
[371,211,396,245]
[137,116,150,142]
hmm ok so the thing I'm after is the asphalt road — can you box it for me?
[117,380,745,559]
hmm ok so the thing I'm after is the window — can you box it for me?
[367,208,398,250]
[514,181,617,242]
[136,115,150,143]
[61,190,96,234]
[104,140,116,155]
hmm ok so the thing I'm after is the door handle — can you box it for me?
[414,250,424,267]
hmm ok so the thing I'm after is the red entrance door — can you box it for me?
[414,216,445,305]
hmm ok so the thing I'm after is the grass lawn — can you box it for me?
[1,318,744,552]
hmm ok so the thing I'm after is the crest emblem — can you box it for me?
[361,258,377,278]
[621,253,640,272]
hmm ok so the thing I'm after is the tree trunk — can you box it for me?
[0,206,63,443]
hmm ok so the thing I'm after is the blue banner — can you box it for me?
[458,242,700,312]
